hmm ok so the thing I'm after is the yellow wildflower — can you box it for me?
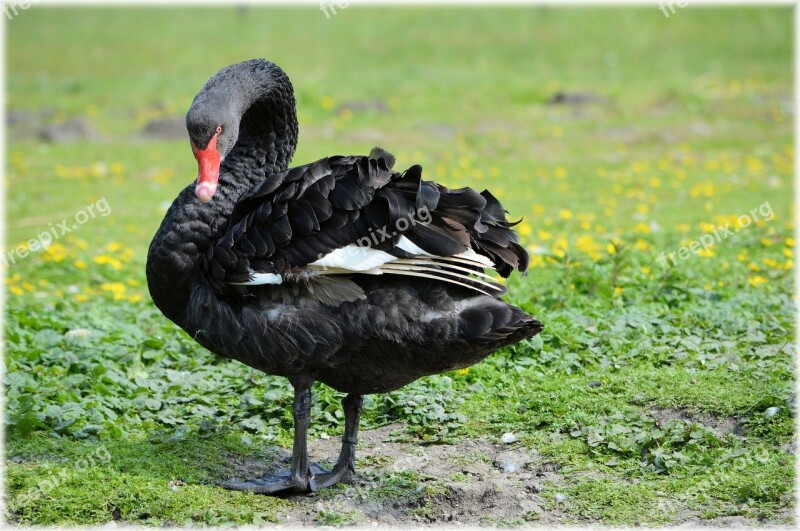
[43,243,69,262]
[699,222,716,233]
[559,209,573,220]
[100,282,126,295]
[94,254,123,270]
[552,238,569,258]
[748,275,767,287]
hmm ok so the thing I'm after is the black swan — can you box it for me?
[146,59,542,494]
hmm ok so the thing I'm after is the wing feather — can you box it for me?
[201,148,529,303]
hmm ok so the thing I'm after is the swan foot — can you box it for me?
[218,463,330,494]
[310,454,357,489]
[218,387,363,496]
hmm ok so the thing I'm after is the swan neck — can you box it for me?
[226,61,298,174]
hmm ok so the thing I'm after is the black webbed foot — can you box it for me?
[218,463,330,494]
[218,387,363,496]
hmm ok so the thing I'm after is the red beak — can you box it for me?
[192,132,220,203]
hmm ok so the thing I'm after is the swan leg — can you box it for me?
[314,394,363,489]
[218,374,319,495]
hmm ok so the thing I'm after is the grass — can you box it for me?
[5,5,795,526]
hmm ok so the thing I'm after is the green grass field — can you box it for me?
[5,6,795,526]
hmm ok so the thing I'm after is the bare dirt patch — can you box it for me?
[219,423,795,527]
[652,407,741,437]
[221,423,567,526]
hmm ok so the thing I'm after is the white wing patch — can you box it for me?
[229,239,502,295]
[309,244,397,271]
[229,270,283,286]
[395,235,427,255]
[307,239,502,294]
[396,236,494,268]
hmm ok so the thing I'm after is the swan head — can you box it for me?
[186,104,239,203]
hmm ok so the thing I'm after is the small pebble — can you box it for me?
[501,432,517,444]
[65,328,91,342]
[764,406,781,418]
[503,461,519,473]
[555,493,567,503]
[588,381,601,388]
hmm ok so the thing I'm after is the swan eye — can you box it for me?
[216,126,223,134]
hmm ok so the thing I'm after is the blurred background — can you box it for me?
[8,7,792,246]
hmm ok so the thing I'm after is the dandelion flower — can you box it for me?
[320,96,334,111]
